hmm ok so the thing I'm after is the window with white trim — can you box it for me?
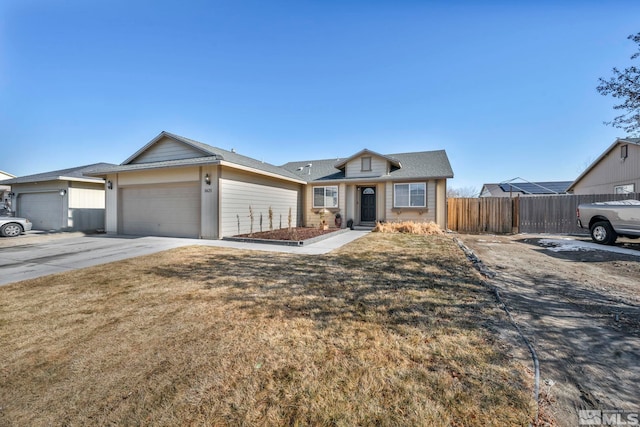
[394,183,426,207]
[313,186,338,208]
[361,157,372,171]
[614,184,635,194]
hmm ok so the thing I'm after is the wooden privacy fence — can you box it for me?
[447,197,514,233]
[448,193,640,234]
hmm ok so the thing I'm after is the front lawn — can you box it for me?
[0,233,535,426]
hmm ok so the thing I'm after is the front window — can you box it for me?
[394,183,426,207]
[614,184,634,194]
[313,186,338,208]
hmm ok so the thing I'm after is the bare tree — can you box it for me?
[597,32,640,135]
[447,186,479,198]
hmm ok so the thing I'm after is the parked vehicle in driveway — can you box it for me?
[0,204,14,217]
[577,200,640,245]
[0,216,32,237]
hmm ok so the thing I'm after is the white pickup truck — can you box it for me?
[576,199,640,245]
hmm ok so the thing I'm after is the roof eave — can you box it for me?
[85,158,305,184]
[85,158,224,176]
[334,148,402,169]
[310,174,453,184]
[567,138,626,191]
[57,176,106,184]
[0,176,105,185]
[219,161,307,184]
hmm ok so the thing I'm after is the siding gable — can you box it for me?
[573,141,640,194]
[344,155,389,178]
[130,136,210,164]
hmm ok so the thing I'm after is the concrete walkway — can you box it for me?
[0,230,370,286]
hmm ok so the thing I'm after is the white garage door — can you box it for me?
[120,183,200,238]
[18,192,64,230]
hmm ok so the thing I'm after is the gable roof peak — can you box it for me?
[334,148,401,169]
[568,136,640,191]
[122,131,221,165]
[618,136,640,145]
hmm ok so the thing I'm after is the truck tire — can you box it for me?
[590,221,617,245]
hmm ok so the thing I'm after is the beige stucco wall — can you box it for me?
[436,179,447,229]
[201,166,219,239]
[304,183,349,228]
[105,174,118,233]
[383,180,437,224]
[117,167,199,186]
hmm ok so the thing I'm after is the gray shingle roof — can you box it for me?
[333,148,401,169]
[0,163,114,184]
[281,150,453,182]
[89,131,305,182]
[87,132,454,184]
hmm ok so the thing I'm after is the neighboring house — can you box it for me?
[0,163,113,231]
[480,179,572,197]
[0,170,16,207]
[568,137,640,195]
[87,131,453,239]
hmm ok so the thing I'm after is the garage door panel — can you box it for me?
[18,193,63,230]
[120,183,200,238]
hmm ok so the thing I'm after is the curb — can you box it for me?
[222,228,351,247]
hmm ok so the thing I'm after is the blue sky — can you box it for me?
[1,0,639,191]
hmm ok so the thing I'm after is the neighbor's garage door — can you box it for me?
[119,183,200,238]
[18,192,64,230]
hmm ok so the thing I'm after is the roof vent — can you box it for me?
[297,164,312,175]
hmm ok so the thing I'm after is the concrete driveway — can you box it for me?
[0,230,369,286]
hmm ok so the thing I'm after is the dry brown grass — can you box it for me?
[373,220,444,235]
[0,233,535,426]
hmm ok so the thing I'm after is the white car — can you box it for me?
[0,216,32,237]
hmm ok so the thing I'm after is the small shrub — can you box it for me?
[373,221,443,235]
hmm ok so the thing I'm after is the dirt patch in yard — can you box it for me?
[456,233,640,427]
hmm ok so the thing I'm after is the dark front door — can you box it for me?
[361,187,376,222]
